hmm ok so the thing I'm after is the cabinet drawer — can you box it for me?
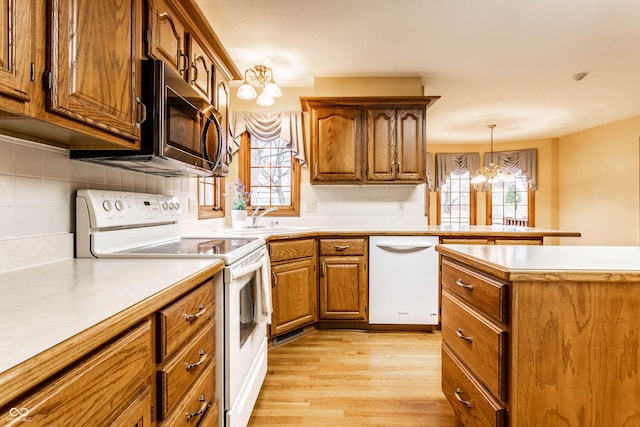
[158,322,215,420]
[442,291,507,400]
[320,238,366,256]
[441,258,508,323]
[162,362,217,427]
[270,238,316,262]
[2,321,152,426]
[442,345,506,427]
[158,281,215,360]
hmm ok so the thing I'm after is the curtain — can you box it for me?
[434,153,480,191]
[482,149,537,190]
[228,111,306,165]
[426,152,434,191]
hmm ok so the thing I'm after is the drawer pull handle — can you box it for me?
[334,245,350,251]
[185,394,210,422]
[185,304,206,322]
[186,348,206,371]
[456,328,473,343]
[454,388,472,408]
[455,279,474,290]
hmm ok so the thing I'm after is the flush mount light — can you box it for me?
[237,65,282,106]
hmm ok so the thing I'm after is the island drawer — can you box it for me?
[319,238,366,256]
[270,238,316,262]
[158,321,215,419]
[442,345,506,427]
[442,291,508,401]
[441,258,508,323]
[157,280,215,361]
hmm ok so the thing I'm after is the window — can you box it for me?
[198,176,224,219]
[239,133,300,216]
[437,171,477,225]
[487,171,535,226]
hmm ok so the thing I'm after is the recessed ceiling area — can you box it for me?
[196,0,640,143]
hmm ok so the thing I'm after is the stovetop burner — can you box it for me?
[119,238,258,256]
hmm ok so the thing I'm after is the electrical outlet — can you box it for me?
[306,200,317,213]
[188,198,197,214]
[398,200,405,212]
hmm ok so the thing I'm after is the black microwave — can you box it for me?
[71,60,230,177]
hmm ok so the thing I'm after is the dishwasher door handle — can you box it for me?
[375,241,435,250]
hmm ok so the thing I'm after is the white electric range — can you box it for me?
[75,189,269,427]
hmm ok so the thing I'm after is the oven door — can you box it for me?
[225,251,269,426]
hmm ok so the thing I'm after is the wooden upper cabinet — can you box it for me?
[187,33,214,101]
[0,0,34,103]
[301,97,438,185]
[147,0,215,102]
[148,0,186,76]
[395,108,425,181]
[48,0,142,140]
[366,108,395,181]
[309,106,363,183]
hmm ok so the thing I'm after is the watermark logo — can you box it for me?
[9,407,31,422]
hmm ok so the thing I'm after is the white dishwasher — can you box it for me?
[369,235,440,325]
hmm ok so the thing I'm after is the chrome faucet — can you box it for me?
[248,206,278,228]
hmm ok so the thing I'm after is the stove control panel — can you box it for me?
[77,189,183,229]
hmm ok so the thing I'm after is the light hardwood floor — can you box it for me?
[249,330,459,426]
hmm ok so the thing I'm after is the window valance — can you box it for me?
[482,149,537,190]
[434,153,480,191]
[228,111,306,165]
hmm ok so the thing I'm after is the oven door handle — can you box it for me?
[230,258,264,280]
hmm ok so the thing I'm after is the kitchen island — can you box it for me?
[436,244,640,427]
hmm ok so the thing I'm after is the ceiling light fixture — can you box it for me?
[237,65,282,106]
[470,124,511,185]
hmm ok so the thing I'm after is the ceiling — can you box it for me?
[196,0,640,143]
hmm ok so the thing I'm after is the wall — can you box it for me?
[558,116,640,245]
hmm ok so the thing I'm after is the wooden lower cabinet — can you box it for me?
[269,238,317,337]
[1,321,153,427]
[0,273,221,427]
[319,238,368,322]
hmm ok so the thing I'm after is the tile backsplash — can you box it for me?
[0,135,197,272]
[0,134,429,272]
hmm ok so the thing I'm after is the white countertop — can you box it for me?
[437,244,640,280]
[0,258,220,374]
[195,224,580,238]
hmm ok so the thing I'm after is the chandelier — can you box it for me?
[236,65,282,107]
[470,124,511,185]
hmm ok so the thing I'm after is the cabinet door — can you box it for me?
[0,0,33,102]
[319,256,367,321]
[271,258,317,336]
[366,108,395,181]
[48,0,141,140]
[395,108,425,181]
[310,107,363,183]
[147,0,186,76]
[187,33,213,101]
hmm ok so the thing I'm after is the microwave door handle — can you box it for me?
[230,259,264,281]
